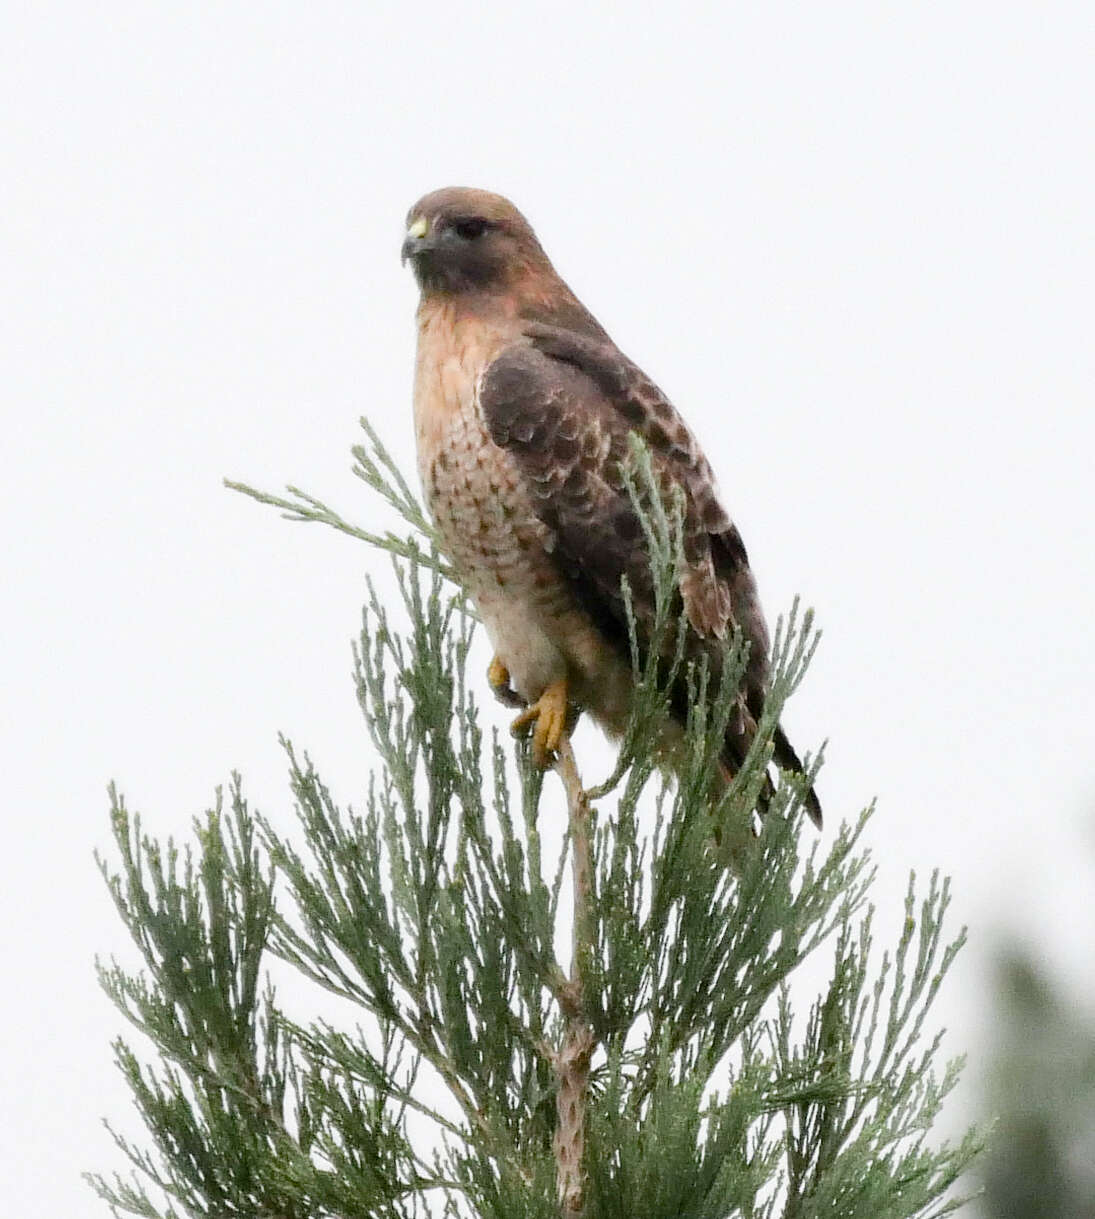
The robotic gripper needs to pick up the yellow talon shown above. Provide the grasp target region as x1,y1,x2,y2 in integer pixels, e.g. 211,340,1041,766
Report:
510,678,570,767
487,654,510,691
487,655,523,708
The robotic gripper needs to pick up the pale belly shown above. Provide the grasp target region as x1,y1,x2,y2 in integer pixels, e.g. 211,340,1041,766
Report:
419,402,632,727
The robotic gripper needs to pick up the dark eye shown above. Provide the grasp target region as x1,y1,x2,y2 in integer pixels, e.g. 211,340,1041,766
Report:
452,217,489,241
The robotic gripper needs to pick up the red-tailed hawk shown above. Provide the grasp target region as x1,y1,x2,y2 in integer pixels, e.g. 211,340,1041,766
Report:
402,187,821,826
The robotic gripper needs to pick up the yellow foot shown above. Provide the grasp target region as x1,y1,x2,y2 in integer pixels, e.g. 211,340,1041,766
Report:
487,655,524,708
510,678,570,768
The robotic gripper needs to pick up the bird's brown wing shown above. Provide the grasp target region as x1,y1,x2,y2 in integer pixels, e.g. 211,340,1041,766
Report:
480,324,822,825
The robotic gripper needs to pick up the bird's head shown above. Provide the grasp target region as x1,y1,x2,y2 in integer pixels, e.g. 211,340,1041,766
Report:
401,187,551,296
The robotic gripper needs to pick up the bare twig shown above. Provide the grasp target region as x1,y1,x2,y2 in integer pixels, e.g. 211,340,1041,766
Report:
552,738,596,1217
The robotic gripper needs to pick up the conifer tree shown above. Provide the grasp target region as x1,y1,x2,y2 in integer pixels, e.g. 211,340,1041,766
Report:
89,421,983,1218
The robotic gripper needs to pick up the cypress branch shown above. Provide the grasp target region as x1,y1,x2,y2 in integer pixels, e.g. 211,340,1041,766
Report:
90,419,985,1218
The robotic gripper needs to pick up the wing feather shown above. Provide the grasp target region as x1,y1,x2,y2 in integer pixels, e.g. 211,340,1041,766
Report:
480,325,821,825
482,326,764,656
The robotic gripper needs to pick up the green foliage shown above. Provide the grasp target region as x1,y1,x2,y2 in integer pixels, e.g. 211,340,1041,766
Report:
91,421,983,1217
980,948,1095,1219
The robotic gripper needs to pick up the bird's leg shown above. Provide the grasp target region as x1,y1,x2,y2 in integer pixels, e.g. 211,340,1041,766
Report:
487,654,524,708
510,677,570,768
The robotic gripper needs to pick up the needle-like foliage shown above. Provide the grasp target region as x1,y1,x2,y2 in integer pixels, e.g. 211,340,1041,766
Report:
91,421,983,1218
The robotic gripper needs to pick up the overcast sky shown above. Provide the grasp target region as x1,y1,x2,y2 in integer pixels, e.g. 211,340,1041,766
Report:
3,3,1093,1213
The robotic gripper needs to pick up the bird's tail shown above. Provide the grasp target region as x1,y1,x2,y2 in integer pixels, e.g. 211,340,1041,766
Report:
771,724,823,827
717,720,822,828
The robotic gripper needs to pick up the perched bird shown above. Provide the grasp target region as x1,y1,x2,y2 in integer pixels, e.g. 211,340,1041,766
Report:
402,187,820,826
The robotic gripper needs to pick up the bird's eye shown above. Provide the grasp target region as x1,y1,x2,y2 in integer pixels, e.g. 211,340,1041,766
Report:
452,217,489,241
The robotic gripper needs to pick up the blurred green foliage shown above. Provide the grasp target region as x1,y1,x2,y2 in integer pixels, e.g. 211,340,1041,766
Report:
982,948,1095,1219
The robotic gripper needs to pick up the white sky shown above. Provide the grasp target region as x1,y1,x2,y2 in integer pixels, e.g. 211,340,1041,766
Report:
2,3,1093,1213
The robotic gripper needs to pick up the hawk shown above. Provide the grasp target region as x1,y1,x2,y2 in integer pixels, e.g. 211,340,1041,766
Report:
402,187,821,826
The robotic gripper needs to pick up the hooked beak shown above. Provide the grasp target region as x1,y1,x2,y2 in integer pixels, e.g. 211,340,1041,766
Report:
401,214,431,265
